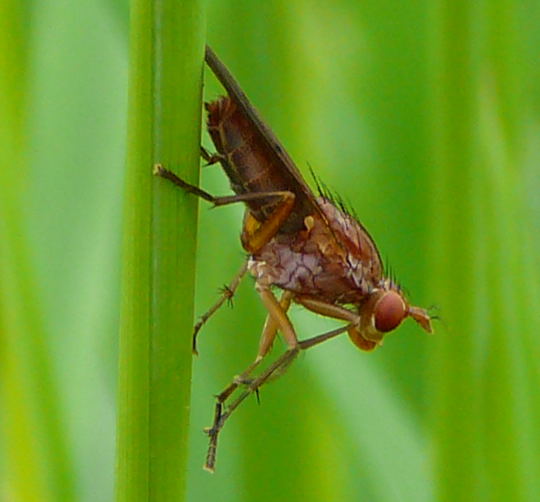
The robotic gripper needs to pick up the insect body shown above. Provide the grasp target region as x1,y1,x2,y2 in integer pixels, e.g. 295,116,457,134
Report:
155,46,432,471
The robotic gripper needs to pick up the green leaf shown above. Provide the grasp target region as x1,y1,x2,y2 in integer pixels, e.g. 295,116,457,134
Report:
115,1,204,500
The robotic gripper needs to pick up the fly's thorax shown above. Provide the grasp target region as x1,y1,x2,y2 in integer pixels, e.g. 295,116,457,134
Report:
247,209,379,303
316,197,382,285
247,233,325,294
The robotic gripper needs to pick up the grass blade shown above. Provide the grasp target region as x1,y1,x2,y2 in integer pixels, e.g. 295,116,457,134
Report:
115,1,204,500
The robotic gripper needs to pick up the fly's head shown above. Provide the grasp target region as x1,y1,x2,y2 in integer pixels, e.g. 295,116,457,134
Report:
348,280,433,351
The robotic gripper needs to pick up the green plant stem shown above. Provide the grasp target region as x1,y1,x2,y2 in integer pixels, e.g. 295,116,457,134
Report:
115,1,204,500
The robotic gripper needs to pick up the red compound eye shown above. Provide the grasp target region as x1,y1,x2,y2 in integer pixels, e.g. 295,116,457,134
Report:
373,290,406,333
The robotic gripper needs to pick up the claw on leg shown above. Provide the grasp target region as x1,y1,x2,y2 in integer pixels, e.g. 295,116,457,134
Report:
202,319,352,472
204,347,300,472
192,262,248,354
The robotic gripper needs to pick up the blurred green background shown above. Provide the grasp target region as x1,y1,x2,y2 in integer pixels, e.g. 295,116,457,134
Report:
2,0,540,501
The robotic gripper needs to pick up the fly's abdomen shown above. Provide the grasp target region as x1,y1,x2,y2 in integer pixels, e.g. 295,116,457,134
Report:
206,97,313,233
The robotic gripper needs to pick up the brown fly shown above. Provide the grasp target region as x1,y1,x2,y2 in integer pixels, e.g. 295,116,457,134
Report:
154,46,433,472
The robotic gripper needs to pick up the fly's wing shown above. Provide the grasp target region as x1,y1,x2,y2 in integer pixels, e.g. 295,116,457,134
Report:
205,46,322,217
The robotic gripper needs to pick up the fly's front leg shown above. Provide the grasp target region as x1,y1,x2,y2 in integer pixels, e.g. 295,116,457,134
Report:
257,291,293,357
204,347,300,472
295,296,377,351
204,289,295,472
213,289,294,398
204,318,353,473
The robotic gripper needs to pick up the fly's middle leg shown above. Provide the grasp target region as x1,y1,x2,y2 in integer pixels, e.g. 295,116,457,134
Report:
192,262,249,355
154,164,296,353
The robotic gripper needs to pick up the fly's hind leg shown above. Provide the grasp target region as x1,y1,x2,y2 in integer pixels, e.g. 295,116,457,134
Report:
154,164,215,202
154,163,295,214
154,163,296,251
200,146,225,166
155,164,296,353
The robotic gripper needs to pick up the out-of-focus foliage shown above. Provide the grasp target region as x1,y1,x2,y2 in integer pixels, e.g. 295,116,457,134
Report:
1,1,540,501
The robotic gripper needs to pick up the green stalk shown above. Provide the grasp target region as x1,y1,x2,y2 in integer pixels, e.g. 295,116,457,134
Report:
0,1,76,500
115,1,204,500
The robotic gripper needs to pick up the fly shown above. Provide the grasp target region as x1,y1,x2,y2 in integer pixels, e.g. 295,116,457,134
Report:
154,45,433,472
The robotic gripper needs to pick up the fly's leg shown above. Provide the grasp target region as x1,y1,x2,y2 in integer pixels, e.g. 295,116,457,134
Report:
204,289,294,472
155,164,296,348
209,290,294,401
239,200,295,254
256,287,298,348
153,164,215,202
294,296,360,323
296,296,377,351
154,164,296,254
204,348,300,473
192,262,249,355
154,164,294,214
204,320,352,472
200,146,225,166
257,291,293,357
